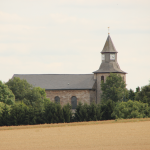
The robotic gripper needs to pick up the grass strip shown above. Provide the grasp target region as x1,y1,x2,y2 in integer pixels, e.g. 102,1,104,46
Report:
0,118,150,131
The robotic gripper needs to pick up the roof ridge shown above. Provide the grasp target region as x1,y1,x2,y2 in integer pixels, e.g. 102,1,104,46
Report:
13,74,94,75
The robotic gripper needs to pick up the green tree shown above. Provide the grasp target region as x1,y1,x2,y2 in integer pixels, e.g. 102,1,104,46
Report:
74,102,101,122
0,81,15,105
136,86,140,93
128,89,135,101
44,101,64,124
88,102,100,121
101,73,126,102
135,84,150,106
0,103,10,126
111,100,150,119
6,77,50,109
100,99,115,120
63,103,72,123
10,102,29,125
74,102,89,122
6,77,32,102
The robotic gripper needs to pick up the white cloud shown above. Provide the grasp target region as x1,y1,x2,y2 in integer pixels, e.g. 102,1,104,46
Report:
49,13,78,24
58,0,150,5
0,0,150,90
0,11,23,23
0,43,31,55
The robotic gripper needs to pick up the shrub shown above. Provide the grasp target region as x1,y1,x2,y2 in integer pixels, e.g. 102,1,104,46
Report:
63,103,72,123
111,100,150,119
0,81,15,105
10,102,29,125
0,103,10,126
44,101,64,123
100,100,116,120
135,84,150,106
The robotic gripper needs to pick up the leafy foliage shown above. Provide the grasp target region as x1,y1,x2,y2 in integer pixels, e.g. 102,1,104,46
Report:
0,103,10,126
6,77,32,102
74,101,114,122
128,89,135,101
111,100,150,119
44,101,65,123
101,73,126,102
10,102,30,125
6,77,50,109
135,84,150,106
100,100,115,120
63,103,72,123
0,81,15,105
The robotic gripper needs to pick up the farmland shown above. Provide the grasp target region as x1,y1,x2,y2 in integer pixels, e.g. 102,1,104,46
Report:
0,118,150,150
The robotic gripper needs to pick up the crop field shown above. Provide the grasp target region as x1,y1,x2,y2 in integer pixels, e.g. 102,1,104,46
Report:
0,118,150,150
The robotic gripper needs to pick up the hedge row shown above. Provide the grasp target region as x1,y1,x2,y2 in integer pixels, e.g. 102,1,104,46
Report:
0,100,150,126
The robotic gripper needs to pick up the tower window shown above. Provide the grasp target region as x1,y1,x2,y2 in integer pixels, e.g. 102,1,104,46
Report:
101,76,104,82
71,96,77,109
54,96,60,103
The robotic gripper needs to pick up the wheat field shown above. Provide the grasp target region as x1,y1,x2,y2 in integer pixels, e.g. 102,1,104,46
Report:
0,119,150,150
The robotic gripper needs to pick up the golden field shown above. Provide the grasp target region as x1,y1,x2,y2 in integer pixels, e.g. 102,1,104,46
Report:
0,118,150,150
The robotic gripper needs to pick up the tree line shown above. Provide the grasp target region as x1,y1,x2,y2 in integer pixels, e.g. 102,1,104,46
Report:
0,74,150,126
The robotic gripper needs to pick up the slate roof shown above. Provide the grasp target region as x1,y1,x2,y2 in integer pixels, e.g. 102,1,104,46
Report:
101,35,118,53
93,62,126,74
93,34,126,74
13,74,96,90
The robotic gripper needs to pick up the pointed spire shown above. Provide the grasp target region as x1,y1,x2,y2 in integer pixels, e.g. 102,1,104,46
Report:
93,34,126,74
101,35,118,53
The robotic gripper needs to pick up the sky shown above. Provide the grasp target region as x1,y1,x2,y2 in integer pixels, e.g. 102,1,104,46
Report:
0,0,150,91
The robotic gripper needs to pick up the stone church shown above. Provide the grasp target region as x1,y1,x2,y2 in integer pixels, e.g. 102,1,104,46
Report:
13,34,126,108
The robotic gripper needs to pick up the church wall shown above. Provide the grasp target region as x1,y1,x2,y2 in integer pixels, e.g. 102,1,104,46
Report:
96,73,110,103
45,89,92,106
90,90,96,103
120,73,126,84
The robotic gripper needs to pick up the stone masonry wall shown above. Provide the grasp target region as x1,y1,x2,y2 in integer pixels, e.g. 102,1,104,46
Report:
46,89,93,106
90,90,96,103
96,73,110,104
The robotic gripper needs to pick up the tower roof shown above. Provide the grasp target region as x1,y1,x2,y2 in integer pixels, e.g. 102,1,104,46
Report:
93,34,126,74
93,62,126,74
101,35,118,53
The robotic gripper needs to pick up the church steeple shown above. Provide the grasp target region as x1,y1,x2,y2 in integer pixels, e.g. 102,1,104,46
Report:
93,34,126,74
93,34,127,104
101,35,118,53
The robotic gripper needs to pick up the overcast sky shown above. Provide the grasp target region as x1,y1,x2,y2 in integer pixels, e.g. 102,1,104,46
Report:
0,0,150,91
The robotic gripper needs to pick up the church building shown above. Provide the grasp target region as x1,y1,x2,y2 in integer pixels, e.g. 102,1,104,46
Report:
13,34,126,108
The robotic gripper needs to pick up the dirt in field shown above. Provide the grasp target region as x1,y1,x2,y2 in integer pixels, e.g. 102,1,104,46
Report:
0,120,150,150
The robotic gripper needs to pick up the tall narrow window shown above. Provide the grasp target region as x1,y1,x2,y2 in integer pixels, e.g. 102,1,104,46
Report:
55,96,60,103
101,76,104,82
71,96,77,109
123,76,124,81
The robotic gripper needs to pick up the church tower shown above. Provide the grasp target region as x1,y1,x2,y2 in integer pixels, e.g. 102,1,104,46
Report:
93,34,126,103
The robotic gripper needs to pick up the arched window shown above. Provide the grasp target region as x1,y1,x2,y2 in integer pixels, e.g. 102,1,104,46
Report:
54,96,60,103
71,96,77,109
101,76,104,82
